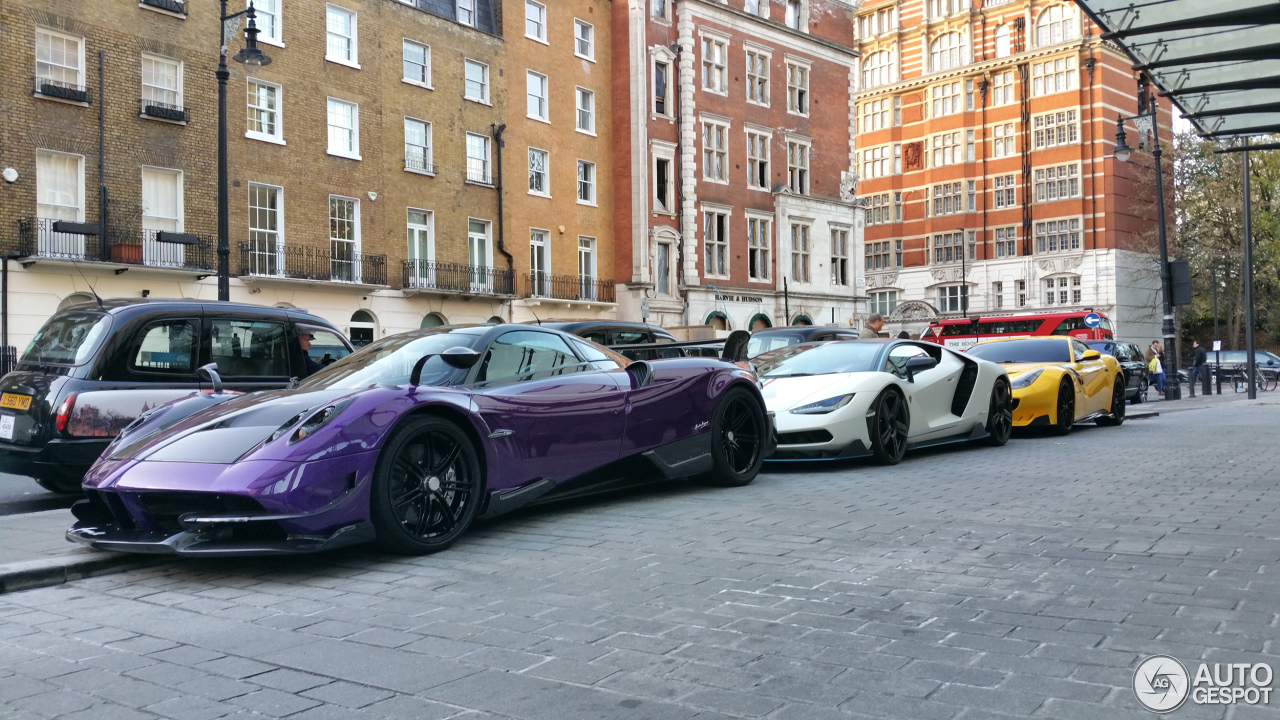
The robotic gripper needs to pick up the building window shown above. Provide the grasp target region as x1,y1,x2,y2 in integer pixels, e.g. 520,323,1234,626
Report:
994,24,1011,58
893,96,901,125
577,160,595,204
936,285,968,313
1072,276,1082,304
36,28,84,94
404,118,432,173
653,60,670,115
929,0,962,18
468,220,490,275
931,183,963,216
1016,280,1026,307
1035,218,1081,253
746,0,762,16
994,226,1017,257
790,224,810,282
859,7,898,38
464,59,489,102
403,39,430,86
702,121,728,181
992,70,1015,104
576,87,595,133
862,51,894,89
142,167,182,233
746,50,769,105
787,63,809,114
1033,110,1079,149
831,227,849,286
931,81,962,117
967,180,976,211
1044,277,1074,306
653,0,668,21
931,230,970,263
702,35,727,93
529,229,548,295
785,0,802,29
865,193,891,226
894,192,903,221
574,19,594,59
246,80,281,142
992,281,1004,309
654,155,673,212
866,240,890,269
748,216,770,281
456,0,474,26
578,237,597,297
526,1,546,42
1034,164,1080,201
329,195,360,282
787,140,809,194
326,98,359,158
862,145,891,179
704,210,728,277
869,291,899,316
931,132,962,167
466,132,491,184
993,175,1016,209
1032,57,1078,96
528,148,549,196
408,210,434,270
1036,5,1078,47
141,55,182,111
656,242,671,295
993,123,1015,157
36,150,84,221
527,71,548,121
325,5,357,66
862,99,890,133
929,32,966,73
966,131,975,162
747,130,770,189
255,0,281,45
247,183,281,275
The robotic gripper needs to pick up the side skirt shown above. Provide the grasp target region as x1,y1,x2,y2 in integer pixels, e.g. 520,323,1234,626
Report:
905,423,987,452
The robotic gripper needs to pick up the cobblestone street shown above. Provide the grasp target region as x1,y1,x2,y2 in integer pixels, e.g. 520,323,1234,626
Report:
2,402,1278,720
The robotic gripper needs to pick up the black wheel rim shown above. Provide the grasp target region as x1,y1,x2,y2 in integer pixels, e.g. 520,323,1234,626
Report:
991,381,1012,439
877,393,908,458
389,428,472,540
721,395,763,474
1058,384,1073,428
1112,378,1126,418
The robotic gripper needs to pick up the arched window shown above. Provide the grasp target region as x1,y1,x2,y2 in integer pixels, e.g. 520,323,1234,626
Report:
929,33,967,73
1036,5,1077,47
994,24,1011,58
862,51,895,89
705,311,729,331
749,314,772,332
420,312,446,328
350,310,377,347
791,314,812,326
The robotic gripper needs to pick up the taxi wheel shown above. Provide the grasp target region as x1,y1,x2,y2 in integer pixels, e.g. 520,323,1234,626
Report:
1050,380,1075,436
1097,376,1127,426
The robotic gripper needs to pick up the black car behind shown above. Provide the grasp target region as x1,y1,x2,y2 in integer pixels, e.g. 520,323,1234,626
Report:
1085,340,1147,403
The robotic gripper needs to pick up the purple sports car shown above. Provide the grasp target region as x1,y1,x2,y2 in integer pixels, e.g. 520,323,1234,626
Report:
67,325,772,556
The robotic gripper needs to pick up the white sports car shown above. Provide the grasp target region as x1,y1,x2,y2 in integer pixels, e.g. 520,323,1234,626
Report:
758,339,1013,464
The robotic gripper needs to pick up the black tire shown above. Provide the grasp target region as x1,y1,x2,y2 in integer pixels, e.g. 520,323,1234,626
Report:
701,387,766,487
1051,380,1075,436
983,378,1013,447
34,473,83,495
867,388,909,465
1096,375,1127,426
370,415,482,555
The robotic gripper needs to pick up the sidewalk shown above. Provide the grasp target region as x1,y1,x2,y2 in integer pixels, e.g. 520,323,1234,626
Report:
0,508,162,593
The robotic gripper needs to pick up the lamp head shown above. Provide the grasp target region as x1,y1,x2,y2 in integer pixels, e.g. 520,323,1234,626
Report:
1113,115,1132,163
233,3,272,75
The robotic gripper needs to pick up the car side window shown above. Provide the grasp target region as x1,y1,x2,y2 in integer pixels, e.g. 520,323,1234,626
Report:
299,326,351,367
571,338,621,371
209,319,290,378
1071,340,1092,361
131,319,198,374
612,330,648,345
885,344,927,378
475,331,584,386
580,330,609,345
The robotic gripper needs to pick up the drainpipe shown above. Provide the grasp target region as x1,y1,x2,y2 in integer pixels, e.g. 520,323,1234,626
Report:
671,41,689,324
490,123,514,278
98,51,109,260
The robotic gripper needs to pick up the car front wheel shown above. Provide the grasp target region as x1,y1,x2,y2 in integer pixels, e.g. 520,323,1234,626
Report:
983,379,1013,447
1051,380,1075,436
867,388,909,465
1097,376,1127,426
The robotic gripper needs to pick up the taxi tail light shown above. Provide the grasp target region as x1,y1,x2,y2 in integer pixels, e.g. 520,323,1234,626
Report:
55,393,77,434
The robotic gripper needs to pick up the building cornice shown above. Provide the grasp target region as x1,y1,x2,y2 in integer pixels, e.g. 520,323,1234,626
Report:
688,0,860,64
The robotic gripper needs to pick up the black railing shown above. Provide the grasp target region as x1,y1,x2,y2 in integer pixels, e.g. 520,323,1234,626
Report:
239,243,387,286
141,0,186,13
405,156,437,174
522,273,615,303
33,76,90,104
14,218,215,271
465,168,493,185
140,99,187,122
402,261,515,295
0,346,17,377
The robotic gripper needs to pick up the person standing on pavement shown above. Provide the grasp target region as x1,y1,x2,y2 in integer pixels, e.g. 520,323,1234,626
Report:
1147,342,1165,397
863,314,887,338
1190,340,1208,397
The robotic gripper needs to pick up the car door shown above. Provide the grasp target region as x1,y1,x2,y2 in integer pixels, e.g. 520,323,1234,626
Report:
1072,339,1110,413
469,330,626,488
883,343,965,441
205,316,294,393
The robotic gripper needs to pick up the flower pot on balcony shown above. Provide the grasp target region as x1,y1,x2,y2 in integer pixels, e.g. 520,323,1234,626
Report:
110,244,143,264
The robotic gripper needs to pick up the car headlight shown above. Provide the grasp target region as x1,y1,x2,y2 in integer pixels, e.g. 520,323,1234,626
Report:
1010,369,1044,390
790,394,855,414
290,398,354,443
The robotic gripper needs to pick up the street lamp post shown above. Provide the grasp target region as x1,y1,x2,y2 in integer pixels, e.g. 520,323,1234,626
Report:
955,227,968,315
217,1,271,302
1113,98,1180,400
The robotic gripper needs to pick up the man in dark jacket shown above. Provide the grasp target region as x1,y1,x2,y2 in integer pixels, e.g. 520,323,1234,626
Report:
299,333,324,377
1190,340,1208,397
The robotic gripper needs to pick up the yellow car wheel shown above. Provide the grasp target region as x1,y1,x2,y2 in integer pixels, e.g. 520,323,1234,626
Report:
1097,375,1127,427
1051,380,1074,436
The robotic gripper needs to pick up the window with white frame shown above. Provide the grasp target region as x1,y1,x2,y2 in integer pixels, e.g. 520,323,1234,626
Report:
831,227,849,286
862,145,891,179
653,0,668,21
787,62,809,114
862,51,895,89
1032,57,1077,96
653,59,671,116
529,229,548,294
653,143,675,212
992,70,1015,104
929,0,962,18
527,71,548,121
930,81,962,117
787,139,809,194
870,290,899,316
1072,275,1082,304
526,1,546,41
936,285,968,313
457,0,475,26
745,0,762,16
247,183,281,274
993,174,1016,209
574,19,594,59
1043,276,1073,305
993,122,1015,157
894,144,902,173
893,96,901,125
35,28,83,90
1017,279,1027,307
747,215,770,281
36,150,84,221
576,87,595,133
966,131,975,162
967,180,976,211
1035,5,1078,47
1035,218,1081,253
1034,164,1079,201
966,79,976,111
866,240,891,269
701,35,727,93
141,55,181,110
929,32,966,73
746,49,769,105
325,5,357,65
992,281,1004,309
577,160,595,204
994,24,1010,57
931,182,964,216
407,210,434,270
862,98,890,133
894,192,903,220
859,7,898,38
994,226,1017,257
1033,110,1078,149
142,167,182,233
403,40,430,86
326,98,359,158
656,241,672,294
464,59,489,102
466,132,491,184
790,223,810,282
785,0,802,29
255,0,281,45
931,131,962,167
329,195,359,282
702,120,727,181
528,148,549,195
704,209,728,276
747,130,770,189
578,237,597,295
246,79,282,142
404,117,432,172
865,193,892,225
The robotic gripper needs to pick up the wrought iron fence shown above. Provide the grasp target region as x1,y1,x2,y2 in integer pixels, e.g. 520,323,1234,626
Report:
465,168,493,185
405,156,437,174
522,273,615,303
140,99,187,122
0,346,17,377
140,0,186,13
15,219,215,271
33,76,90,104
239,243,387,286
402,261,515,295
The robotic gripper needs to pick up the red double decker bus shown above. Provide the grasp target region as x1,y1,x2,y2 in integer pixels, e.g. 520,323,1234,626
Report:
920,311,1115,350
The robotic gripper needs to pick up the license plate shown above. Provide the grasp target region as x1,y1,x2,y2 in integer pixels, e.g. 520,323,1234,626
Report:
0,393,31,411
0,415,13,441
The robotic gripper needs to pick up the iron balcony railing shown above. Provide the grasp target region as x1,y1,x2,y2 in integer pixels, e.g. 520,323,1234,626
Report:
465,167,493,185
140,99,187,122
140,0,186,13
405,156,437,175
238,242,388,286
15,218,215,271
33,76,90,104
402,261,515,295
522,273,616,303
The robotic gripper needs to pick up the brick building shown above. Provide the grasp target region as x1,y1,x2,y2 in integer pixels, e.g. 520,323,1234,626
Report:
852,0,1167,341
612,0,864,332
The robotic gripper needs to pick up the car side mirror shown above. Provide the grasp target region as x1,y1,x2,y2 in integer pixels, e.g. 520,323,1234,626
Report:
409,347,481,385
1081,350,1102,361
625,360,655,389
198,363,224,394
904,355,937,383
722,330,750,363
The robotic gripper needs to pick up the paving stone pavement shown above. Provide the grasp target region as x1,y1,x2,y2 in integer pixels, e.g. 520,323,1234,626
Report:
2,402,1278,720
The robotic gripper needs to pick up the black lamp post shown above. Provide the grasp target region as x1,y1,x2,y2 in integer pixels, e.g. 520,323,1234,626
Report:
217,1,271,302
955,226,968,315
1114,99,1179,400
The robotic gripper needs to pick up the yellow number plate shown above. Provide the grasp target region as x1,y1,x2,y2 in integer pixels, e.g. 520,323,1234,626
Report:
0,393,32,411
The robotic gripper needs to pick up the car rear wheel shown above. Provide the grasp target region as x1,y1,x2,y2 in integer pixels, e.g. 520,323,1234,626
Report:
1097,376,1127,426
983,379,1013,447
867,388,909,465
701,387,765,487
370,415,482,555
1051,380,1075,436
34,473,83,495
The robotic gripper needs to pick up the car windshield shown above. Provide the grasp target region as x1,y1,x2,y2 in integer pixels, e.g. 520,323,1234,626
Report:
967,339,1072,364
754,342,882,378
23,312,112,366
748,332,807,358
300,328,488,390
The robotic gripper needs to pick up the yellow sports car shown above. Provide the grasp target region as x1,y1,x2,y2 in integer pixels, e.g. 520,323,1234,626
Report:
965,337,1126,434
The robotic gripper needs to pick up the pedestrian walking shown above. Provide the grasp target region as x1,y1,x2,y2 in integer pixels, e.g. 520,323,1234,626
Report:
1147,342,1166,398
1190,340,1208,397
863,314,887,338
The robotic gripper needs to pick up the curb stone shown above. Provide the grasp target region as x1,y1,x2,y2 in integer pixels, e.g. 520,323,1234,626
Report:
0,551,166,594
